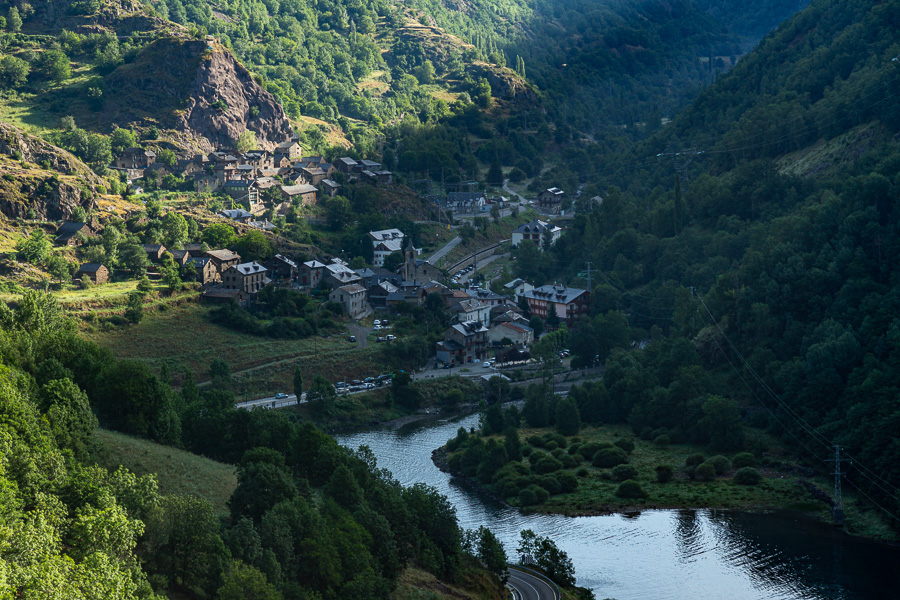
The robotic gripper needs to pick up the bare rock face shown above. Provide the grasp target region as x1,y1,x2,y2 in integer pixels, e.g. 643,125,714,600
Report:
0,123,100,181
0,124,99,221
179,45,293,152
104,38,293,153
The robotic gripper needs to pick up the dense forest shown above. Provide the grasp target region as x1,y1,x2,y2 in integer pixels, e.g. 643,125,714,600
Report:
502,0,900,528
0,292,511,599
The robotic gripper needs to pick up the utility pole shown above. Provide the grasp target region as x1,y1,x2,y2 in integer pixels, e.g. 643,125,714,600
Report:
828,445,851,526
584,261,594,292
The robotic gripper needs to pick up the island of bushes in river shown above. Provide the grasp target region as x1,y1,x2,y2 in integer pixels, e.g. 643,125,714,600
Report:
435,396,830,517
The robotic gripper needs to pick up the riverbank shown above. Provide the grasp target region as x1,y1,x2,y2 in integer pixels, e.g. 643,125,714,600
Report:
435,421,842,520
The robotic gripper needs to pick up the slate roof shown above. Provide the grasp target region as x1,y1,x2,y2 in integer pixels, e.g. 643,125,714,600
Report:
77,263,105,273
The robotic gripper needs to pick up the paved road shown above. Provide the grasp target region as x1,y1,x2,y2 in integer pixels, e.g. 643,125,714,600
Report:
235,393,305,410
347,322,370,348
502,178,529,203
507,567,558,600
456,252,505,284
413,361,498,381
429,235,461,264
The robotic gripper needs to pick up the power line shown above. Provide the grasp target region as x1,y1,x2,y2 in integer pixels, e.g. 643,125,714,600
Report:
695,294,833,451
844,475,900,523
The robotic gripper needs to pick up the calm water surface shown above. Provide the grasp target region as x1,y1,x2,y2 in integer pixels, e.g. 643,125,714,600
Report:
336,413,900,600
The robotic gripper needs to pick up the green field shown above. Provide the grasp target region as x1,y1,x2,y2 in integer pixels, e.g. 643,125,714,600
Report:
94,428,238,515
83,301,383,400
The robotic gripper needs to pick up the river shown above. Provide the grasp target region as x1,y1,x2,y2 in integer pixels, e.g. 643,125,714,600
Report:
336,413,900,600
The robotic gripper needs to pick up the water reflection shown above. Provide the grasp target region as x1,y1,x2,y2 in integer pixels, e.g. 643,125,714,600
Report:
337,414,900,599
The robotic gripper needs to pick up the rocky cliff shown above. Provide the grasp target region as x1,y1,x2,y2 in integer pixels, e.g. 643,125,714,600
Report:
0,124,99,221
104,38,293,153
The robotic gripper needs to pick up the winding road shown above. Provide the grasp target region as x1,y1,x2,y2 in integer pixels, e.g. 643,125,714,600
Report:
507,567,559,600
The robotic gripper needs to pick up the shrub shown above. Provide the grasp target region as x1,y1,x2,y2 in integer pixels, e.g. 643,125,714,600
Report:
655,465,674,483
568,442,583,455
530,484,550,504
538,475,561,494
558,472,578,493
615,479,647,499
614,438,635,453
694,462,717,481
551,448,566,459
576,467,589,477
710,455,731,475
580,441,612,458
611,464,638,482
685,453,706,467
521,445,532,457
592,447,628,468
527,435,544,447
559,454,577,468
533,457,563,475
545,440,559,451
543,433,567,448
732,452,757,469
653,434,671,447
519,487,538,506
733,467,762,485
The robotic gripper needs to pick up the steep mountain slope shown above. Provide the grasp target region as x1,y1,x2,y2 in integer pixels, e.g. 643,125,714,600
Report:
0,123,100,220
523,0,900,532
104,37,293,152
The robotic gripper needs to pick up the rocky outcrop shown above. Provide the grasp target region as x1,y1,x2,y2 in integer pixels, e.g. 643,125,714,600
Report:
469,62,537,103
0,123,100,181
104,38,293,153
0,176,93,222
0,124,98,221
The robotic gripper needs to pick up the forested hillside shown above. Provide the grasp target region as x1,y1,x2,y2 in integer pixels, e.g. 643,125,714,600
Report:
0,292,510,599
507,0,900,532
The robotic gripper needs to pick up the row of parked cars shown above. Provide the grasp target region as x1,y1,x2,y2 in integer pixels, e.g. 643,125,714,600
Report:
334,374,392,394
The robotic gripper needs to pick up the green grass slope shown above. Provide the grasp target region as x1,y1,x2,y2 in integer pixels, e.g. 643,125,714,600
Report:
94,428,237,514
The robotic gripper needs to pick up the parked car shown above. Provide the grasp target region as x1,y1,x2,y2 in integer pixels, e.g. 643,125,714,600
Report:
335,382,347,389
376,336,385,343
483,361,491,368
374,324,382,330
364,382,376,389
385,334,396,341
275,393,288,399
349,335,356,342
351,379,361,386
373,320,381,326
364,377,375,384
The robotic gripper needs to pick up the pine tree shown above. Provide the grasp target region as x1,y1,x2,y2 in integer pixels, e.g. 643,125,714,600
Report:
555,397,581,436
673,173,683,234
487,153,503,186
293,365,303,399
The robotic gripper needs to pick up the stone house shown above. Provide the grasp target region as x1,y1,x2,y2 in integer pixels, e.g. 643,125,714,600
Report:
329,283,368,318
300,260,327,288
223,180,259,206
335,157,358,173
274,141,302,164
280,183,317,207
222,261,271,294
187,256,218,284
114,147,156,170
205,249,242,274
265,254,298,283
55,221,95,246
77,263,109,285
142,244,167,262
320,179,341,198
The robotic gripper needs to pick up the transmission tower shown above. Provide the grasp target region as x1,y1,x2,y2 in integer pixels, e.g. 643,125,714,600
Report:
828,445,851,526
